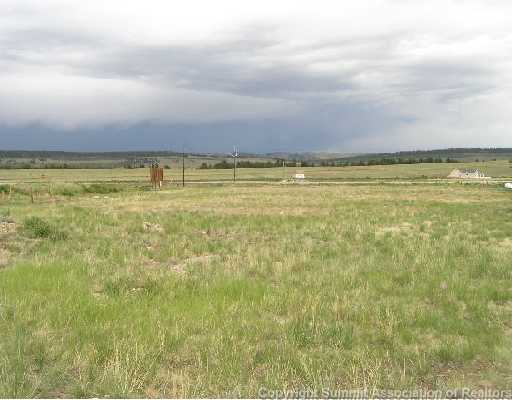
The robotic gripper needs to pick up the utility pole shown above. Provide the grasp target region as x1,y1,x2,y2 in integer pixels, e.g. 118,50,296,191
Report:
231,146,239,183
182,150,185,187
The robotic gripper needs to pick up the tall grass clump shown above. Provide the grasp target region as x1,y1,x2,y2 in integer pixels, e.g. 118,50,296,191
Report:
53,185,83,197
0,184,11,193
82,183,121,194
23,216,68,240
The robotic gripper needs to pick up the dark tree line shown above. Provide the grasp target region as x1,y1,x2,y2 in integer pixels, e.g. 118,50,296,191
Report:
200,157,460,169
200,160,282,169
0,161,125,169
332,157,460,167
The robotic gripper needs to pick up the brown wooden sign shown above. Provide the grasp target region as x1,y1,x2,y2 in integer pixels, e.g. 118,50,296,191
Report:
150,167,164,189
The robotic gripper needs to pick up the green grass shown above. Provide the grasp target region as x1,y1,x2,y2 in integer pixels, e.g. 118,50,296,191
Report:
0,160,510,185
1,181,512,397
22,217,68,240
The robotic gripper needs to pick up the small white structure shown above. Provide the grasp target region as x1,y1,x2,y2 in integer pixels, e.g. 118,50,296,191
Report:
505,183,512,190
293,171,306,184
448,168,488,179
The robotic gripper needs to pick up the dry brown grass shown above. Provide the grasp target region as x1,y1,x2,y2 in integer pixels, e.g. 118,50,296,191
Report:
1,180,512,396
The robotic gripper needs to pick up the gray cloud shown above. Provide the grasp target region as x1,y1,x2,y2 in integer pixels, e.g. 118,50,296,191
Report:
1,0,511,152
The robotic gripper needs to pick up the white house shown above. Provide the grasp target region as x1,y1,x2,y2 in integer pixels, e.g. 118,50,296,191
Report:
448,168,488,179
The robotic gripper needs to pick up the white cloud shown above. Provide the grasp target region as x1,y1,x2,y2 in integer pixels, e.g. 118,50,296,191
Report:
1,0,512,151
0,71,299,128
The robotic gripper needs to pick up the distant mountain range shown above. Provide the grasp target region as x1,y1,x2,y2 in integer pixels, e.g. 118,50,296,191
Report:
326,148,512,163
263,152,360,161
0,148,511,163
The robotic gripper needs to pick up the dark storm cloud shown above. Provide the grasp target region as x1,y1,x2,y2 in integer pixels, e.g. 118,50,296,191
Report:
0,100,409,153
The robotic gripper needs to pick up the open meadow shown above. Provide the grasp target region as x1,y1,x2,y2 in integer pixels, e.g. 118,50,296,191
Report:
0,159,511,184
1,165,512,397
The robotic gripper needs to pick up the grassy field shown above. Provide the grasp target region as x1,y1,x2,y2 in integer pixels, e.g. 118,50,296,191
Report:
1,173,512,396
0,155,275,170
0,160,511,185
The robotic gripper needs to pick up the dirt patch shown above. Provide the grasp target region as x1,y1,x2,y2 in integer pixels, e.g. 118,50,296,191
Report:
0,221,17,234
169,254,220,274
488,300,512,314
0,248,10,269
91,283,105,298
143,221,164,233
144,254,220,274
497,238,512,249
198,228,237,240
184,254,219,265
376,222,414,237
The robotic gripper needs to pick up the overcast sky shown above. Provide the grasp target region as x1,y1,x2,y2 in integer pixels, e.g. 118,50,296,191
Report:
1,0,511,153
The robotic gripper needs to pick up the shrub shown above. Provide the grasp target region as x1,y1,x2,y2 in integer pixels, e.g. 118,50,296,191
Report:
54,186,81,197
23,216,67,240
82,183,120,194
